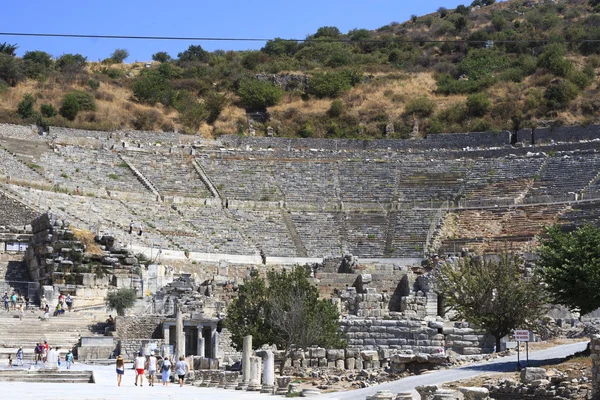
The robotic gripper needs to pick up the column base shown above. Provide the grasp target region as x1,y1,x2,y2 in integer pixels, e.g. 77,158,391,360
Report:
260,384,274,394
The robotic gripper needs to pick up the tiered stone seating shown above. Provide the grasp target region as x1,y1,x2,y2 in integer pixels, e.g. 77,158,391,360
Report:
38,147,149,194
559,201,600,229
395,160,468,203
274,160,338,203
462,157,546,201
0,146,46,183
390,209,438,257
345,212,388,257
122,152,211,198
198,157,284,201
291,212,342,257
225,209,297,257
338,162,395,203
527,155,600,200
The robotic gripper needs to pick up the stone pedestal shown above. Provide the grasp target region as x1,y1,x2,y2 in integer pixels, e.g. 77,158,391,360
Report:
367,391,395,400
276,376,292,395
289,382,301,395
199,370,211,387
260,350,275,393
236,335,252,390
224,371,239,389
396,392,415,400
301,388,321,397
247,356,262,391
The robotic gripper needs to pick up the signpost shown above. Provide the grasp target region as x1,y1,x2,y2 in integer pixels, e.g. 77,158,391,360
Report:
514,330,530,370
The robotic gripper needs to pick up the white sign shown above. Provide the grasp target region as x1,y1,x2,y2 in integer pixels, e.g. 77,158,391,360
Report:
514,330,530,342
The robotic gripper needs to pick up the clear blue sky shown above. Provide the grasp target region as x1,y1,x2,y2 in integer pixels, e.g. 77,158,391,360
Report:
4,0,468,62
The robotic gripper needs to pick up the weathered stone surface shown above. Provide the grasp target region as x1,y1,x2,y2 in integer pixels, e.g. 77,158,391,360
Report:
520,367,548,384
457,387,489,400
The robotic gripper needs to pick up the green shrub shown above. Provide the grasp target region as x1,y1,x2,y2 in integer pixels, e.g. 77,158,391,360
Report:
178,45,210,63
55,53,87,73
467,92,491,117
152,51,171,63
110,48,129,63
436,73,496,95
458,49,510,81
87,78,100,90
309,71,352,98
69,91,96,111
544,80,579,109
328,99,345,117
499,67,525,83
204,92,228,124
470,118,491,132
569,70,593,90
0,54,25,86
537,44,573,77
105,288,137,316
237,79,283,110
22,50,53,79
60,94,80,121
104,68,123,79
404,97,436,117
132,70,170,105
17,94,35,119
436,103,468,125
40,103,57,118
298,121,315,138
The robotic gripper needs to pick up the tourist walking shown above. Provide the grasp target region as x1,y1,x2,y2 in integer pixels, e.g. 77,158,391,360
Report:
134,351,145,387
138,223,143,236
8,353,12,367
115,355,124,386
160,356,171,386
175,355,189,387
42,341,48,363
18,304,24,320
65,349,74,369
16,347,23,366
24,296,29,310
129,220,134,234
34,343,42,364
3,292,9,312
147,351,158,387
65,294,72,311
10,292,16,310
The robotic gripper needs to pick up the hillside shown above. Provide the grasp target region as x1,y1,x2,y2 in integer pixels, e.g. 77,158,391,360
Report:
1,0,600,138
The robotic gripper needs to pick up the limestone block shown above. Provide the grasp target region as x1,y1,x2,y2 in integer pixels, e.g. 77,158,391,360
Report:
326,349,345,361
335,359,345,369
367,390,395,400
457,387,489,400
345,357,356,370
309,347,326,359
520,367,548,384
461,348,482,355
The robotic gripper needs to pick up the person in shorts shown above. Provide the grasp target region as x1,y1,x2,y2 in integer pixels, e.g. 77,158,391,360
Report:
147,351,158,387
115,355,124,386
134,352,146,387
175,355,189,387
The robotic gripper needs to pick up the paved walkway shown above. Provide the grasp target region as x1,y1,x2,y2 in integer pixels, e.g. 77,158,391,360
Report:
0,341,588,400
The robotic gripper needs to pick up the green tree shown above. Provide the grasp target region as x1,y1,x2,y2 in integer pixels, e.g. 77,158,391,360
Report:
23,50,53,79
313,26,342,39
177,45,210,63
17,94,35,119
203,92,228,124
466,92,491,117
105,288,138,316
537,43,573,77
0,54,24,86
60,94,80,121
56,53,87,73
40,103,57,118
110,48,129,63
537,224,600,314
0,42,18,56
435,253,548,351
237,79,283,110
152,51,172,63
132,70,170,105
309,71,352,98
225,267,345,372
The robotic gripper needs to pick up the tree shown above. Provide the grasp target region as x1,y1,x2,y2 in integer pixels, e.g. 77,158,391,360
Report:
40,104,57,118
110,48,129,63
466,92,491,117
313,26,342,39
537,224,600,314
0,42,18,56
152,51,172,63
237,79,283,110
435,253,548,350
0,54,24,86
60,94,80,121
17,94,35,119
308,71,353,98
23,50,54,79
225,267,345,372
177,45,210,63
56,53,87,72
105,288,138,316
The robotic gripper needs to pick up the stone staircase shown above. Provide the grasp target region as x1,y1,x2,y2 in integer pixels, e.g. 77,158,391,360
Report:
0,309,105,361
0,369,94,383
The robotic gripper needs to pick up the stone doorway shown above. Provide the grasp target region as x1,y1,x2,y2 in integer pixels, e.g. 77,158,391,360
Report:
202,326,213,358
184,326,198,356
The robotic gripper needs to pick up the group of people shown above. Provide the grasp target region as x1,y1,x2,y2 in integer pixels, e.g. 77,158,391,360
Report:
3,291,30,312
116,352,189,388
129,221,143,236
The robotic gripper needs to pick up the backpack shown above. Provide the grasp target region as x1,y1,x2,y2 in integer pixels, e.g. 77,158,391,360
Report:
162,362,170,372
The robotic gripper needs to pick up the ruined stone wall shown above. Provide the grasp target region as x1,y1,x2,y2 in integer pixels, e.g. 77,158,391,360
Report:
0,123,43,140
218,328,242,362
592,334,600,398
118,338,166,359
115,315,163,340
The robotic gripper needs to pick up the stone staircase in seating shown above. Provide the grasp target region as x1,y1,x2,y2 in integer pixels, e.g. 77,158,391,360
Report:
0,308,105,361
0,369,94,383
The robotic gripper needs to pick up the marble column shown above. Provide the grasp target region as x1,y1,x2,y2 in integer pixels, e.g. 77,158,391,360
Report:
175,305,184,359
260,350,275,393
236,335,252,390
247,356,262,391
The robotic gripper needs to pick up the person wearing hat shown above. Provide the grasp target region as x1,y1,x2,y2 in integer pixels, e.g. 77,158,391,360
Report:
134,351,146,387
147,351,158,387
115,355,125,386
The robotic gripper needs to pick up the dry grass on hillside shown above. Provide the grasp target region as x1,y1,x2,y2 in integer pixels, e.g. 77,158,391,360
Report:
70,227,102,255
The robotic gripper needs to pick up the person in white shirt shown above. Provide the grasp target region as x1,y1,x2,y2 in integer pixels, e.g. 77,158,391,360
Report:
134,352,146,387
147,351,158,387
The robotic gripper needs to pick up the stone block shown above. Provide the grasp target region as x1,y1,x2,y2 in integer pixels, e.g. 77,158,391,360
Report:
457,387,489,400
309,347,326,359
520,367,548,384
361,350,379,361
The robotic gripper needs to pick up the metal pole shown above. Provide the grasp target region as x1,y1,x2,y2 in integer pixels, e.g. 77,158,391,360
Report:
517,343,520,371
526,341,529,367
